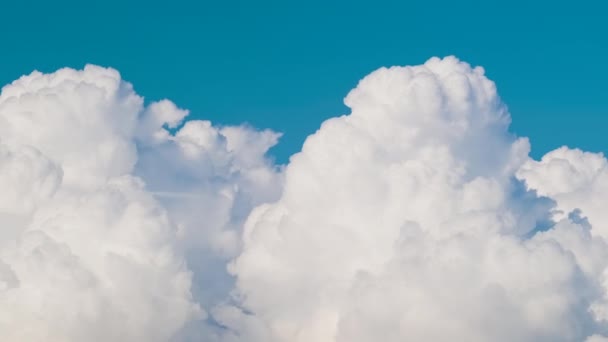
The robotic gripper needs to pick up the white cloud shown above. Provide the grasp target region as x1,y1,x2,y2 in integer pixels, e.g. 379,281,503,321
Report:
1,57,608,342
224,57,608,341
0,65,281,341
518,147,608,236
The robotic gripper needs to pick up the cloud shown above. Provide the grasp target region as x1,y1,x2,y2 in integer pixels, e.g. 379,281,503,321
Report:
518,147,608,236
0,65,281,341
1,57,608,342
224,57,608,341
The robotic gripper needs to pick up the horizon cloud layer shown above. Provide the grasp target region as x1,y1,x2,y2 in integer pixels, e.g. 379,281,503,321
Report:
1,57,608,341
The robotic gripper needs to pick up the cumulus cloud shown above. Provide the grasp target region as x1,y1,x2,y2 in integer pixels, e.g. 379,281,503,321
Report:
518,147,608,236
1,57,608,342
0,65,281,341
224,57,608,341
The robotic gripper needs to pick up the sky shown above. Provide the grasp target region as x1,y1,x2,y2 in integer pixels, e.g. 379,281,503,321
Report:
3,2,608,342
1,0,606,163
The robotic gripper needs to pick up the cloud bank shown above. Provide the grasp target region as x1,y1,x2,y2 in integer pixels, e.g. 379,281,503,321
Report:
1,57,608,341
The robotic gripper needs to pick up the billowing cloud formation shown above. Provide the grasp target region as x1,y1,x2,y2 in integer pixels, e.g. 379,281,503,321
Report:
223,57,608,342
0,66,281,341
1,57,608,342
518,147,608,236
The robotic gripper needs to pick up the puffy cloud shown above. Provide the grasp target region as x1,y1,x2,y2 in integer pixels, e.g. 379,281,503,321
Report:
2,56,608,342
224,57,608,341
0,65,281,341
518,147,608,236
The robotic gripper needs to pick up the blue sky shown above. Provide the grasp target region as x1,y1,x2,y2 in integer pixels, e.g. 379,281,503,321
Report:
4,2,608,340
2,0,606,163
